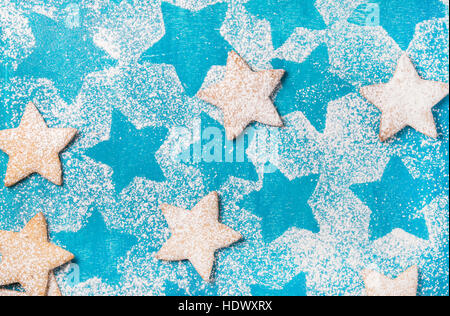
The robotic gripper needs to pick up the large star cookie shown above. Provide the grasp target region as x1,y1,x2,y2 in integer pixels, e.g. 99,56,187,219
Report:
0,102,77,186
198,51,285,140
0,213,74,296
156,192,242,282
361,266,418,296
361,54,449,141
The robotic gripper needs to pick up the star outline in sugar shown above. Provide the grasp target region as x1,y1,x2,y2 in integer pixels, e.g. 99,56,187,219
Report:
139,2,230,96
0,102,77,187
156,192,242,282
198,51,285,140
361,53,449,142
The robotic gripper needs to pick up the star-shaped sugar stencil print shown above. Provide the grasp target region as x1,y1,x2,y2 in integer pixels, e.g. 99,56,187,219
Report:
361,266,419,296
85,111,168,193
349,0,447,50
0,213,74,296
361,53,449,141
0,102,77,187
198,51,284,140
0,4,35,73
272,44,355,132
245,0,326,49
350,157,430,241
239,170,319,242
156,192,242,282
251,272,307,296
180,112,259,193
139,2,231,96
55,211,137,283
14,13,115,103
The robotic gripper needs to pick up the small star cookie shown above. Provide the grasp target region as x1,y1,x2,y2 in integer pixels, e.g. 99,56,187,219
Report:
156,192,242,282
197,51,285,140
0,102,77,186
361,266,418,296
0,213,74,296
361,53,449,141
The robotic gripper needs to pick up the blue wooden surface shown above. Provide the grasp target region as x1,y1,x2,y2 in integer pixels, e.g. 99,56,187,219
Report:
0,0,449,296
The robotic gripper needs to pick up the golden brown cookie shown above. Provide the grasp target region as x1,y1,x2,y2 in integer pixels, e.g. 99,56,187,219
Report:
0,213,74,296
0,102,77,186
197,51,285,140
156,192,242,282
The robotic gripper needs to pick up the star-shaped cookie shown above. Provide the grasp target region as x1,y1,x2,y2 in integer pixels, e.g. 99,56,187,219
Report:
15,13,115,102
361,53,449,141
0,213,74,296
361,266,418,296
197,51,285,140
0,273,61,297
0,102,77,186
156,192,242,282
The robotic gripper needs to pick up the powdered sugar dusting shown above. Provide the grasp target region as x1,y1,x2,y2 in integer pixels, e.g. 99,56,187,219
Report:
0,0,448,296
